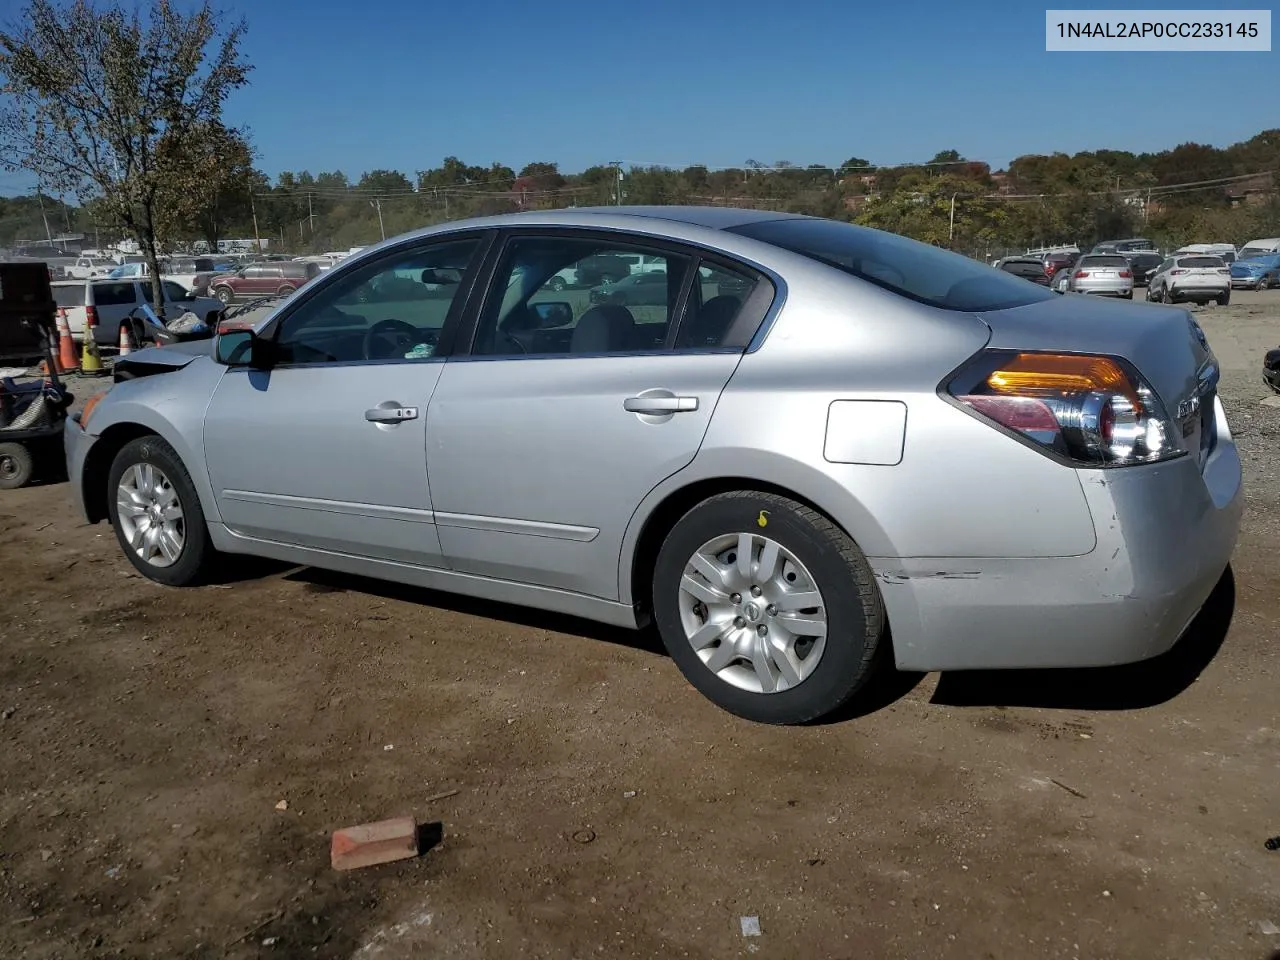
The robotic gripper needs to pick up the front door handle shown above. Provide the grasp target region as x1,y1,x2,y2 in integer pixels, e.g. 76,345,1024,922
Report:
365,404,419,423
624,395,698,414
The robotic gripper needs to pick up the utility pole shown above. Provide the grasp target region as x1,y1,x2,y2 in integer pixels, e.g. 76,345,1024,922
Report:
609,161,623,205
34,182,53,244
307,192,315,235
250,193,263,253
372,197,385,240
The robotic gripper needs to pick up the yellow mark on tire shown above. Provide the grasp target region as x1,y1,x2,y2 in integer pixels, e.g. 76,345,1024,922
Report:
756,510,769,528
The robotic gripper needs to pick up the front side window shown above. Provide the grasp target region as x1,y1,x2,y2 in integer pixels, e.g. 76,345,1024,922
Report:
472,238,693,357
271,237,482,365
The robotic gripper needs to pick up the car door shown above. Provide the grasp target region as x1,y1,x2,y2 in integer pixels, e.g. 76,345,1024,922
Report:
201,232,491,564
425,231,774,599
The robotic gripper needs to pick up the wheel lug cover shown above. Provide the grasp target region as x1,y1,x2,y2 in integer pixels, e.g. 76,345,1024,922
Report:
734,616,745,628
756,624,768,637
766,604,777,616
750,585,763,597
730,593,741,604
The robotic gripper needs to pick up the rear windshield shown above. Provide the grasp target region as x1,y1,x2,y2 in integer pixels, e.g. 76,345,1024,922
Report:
92,281,139,306
728,218,1055,312
1078,255,1130,267
1179,257,1224,268
52,285,85,308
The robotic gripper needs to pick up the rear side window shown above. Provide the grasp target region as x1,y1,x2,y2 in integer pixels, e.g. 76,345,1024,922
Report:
728,218,1055,312
93,282,139,306
52,285,86,308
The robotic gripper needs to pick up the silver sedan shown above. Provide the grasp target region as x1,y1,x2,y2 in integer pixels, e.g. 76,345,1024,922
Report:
64,208,1241,724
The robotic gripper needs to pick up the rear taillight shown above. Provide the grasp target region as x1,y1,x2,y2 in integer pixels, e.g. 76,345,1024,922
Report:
947,350,1184,467
1119,270,1131,278
1217,268,1230,275
85,305,98,328
1074,270,1089,278
1170,269,1187,275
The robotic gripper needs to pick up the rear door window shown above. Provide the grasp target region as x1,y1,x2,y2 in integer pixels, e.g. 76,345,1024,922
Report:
93,282,141,306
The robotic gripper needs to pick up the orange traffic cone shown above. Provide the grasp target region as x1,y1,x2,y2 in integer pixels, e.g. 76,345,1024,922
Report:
117,323,132,357
56,309,79,373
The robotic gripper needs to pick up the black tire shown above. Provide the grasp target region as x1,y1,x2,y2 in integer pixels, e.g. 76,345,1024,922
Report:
1217,292,1230,307
106,435,215,586
548,276,567,292
1255,278,1267,292
214,286,233,305
651,491,885,725
0,442,34,490
277,284,296,296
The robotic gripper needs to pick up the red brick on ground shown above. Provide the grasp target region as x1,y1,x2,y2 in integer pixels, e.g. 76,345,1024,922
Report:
330,816,419,871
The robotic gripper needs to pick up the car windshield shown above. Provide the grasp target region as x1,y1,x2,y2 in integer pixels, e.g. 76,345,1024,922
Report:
1239,247,1273,260
728,217,1055,312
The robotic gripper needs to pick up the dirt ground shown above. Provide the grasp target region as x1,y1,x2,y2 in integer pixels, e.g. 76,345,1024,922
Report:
2,291,1279,960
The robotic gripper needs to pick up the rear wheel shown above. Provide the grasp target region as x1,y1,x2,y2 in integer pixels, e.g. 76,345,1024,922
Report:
107,436,215,586
0,443,34,490
1217,291,1230,307
652,491,885,725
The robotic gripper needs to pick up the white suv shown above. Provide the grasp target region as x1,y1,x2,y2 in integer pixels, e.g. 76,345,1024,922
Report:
51,278,224,348
1145,255,1231,307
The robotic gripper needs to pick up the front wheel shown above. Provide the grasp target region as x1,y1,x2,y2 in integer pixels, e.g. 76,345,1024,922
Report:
0,442,34,490
277,284,296,296
107,436,215,586
652,491,885,725
214,286,233,305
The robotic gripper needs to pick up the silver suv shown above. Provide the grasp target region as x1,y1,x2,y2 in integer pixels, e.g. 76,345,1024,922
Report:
1065,254,1134,299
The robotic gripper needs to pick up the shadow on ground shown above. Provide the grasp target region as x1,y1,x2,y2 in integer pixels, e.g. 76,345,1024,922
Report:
929,566,1236,711
281,565,668,656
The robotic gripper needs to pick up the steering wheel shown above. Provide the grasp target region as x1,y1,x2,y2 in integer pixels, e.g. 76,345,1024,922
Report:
363,318,419,360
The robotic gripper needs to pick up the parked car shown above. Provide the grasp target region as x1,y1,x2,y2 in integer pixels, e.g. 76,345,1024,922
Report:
1172,243,1236,265
1238,237,1280,260
995,256,1050,285
1067,254,1134,298
1124,252,1164,287
64,255,117,280
1145,255,1231,306
589,270,670,305
1050,267,1074,293
1091,238,1157,254
1229,253,1280,290
1264,345,1280,394
51,278,224,349
64,207,1241,725
1040,251,1080,283
209,261,321,304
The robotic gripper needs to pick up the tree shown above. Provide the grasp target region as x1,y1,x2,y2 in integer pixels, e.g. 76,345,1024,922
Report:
0,0,250,308
155,121,254,253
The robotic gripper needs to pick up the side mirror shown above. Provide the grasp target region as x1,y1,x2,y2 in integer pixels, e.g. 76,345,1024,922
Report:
215,325,273,367
532,301,573,327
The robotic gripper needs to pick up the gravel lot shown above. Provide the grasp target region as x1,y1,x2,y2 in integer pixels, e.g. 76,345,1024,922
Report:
1,291,1278,959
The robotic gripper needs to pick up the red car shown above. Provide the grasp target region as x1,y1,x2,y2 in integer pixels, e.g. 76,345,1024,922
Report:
209,261,320,304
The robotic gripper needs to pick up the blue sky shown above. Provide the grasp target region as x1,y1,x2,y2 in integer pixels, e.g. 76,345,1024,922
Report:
1,0,1276,195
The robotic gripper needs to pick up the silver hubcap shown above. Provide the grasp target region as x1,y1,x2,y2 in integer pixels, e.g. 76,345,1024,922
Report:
116,463,185,568
678,532,828,694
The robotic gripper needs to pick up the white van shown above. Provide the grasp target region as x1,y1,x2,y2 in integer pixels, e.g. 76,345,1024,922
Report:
1239,238,1280,260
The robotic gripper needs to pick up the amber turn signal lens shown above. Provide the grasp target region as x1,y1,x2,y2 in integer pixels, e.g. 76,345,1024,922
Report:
79,393,103,427
985,353,1140,411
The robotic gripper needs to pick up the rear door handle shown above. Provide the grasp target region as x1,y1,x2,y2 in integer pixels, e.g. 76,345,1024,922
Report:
365,405,419,423
624,396,698,414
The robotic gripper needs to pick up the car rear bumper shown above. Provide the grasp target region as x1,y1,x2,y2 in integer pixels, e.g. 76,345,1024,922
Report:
1074,281,1133,296
63,414,94,522
874,397,1242,671
1169,283,1229,300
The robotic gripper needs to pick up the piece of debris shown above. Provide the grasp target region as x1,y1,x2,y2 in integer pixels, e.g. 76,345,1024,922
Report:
40,850,52,862
274,799,289,812
383,744,394,751
331,816,421,871
622,790,637,799
1260,920,1280,936
571,829,596,844
1102,890,1112,898
806,857,824,867
224,909,284,948
1,707,14,720
105,865,122,879
262,936,279,947
1264,836,1280,851
1049,778,1088,799
740,916,761,937
423,788,459,804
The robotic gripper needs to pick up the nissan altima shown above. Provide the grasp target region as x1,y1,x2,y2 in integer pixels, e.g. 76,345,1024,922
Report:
65,207,1241,725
